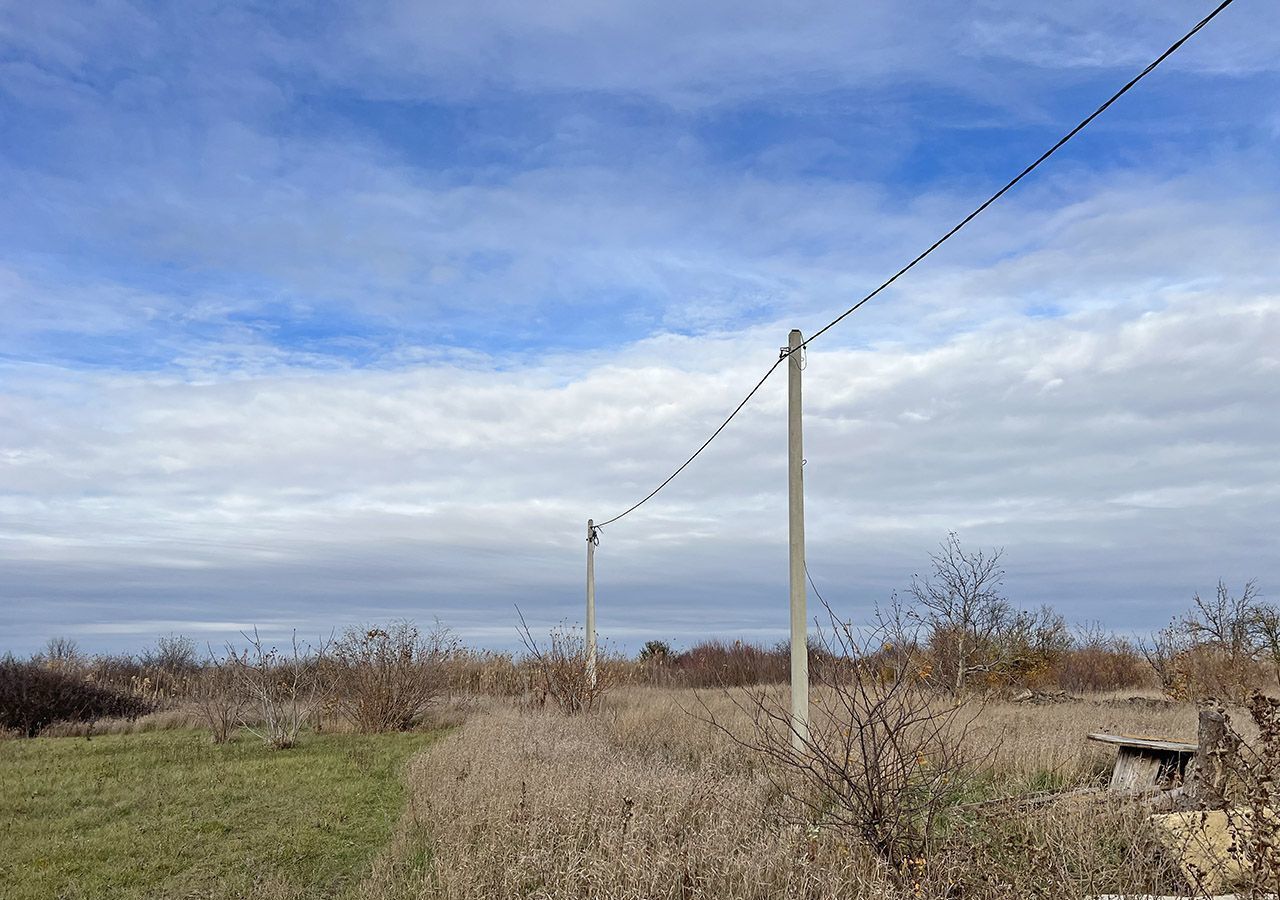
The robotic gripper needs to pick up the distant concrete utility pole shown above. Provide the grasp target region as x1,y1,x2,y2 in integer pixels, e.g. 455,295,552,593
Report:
787,329,810,749
586,518,597,687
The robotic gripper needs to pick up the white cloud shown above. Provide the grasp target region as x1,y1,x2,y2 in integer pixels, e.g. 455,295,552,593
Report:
3,288,1277,651
1,0,1277,654
335,0,1280,105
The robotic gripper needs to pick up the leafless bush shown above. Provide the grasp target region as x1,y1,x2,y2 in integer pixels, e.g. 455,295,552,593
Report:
228,629,328,749
703,604,981,878
516,610,609,714
138,634,200,675
1058,621,1154,693
40,636,84,671
328,621,456,732
80,645,198,706
0,654,153,737
668,639,792,687
1142,580,1272,703
191,650,245,743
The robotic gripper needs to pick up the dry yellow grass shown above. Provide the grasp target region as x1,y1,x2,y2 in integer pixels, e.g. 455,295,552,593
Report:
966,692,1196,786
357,686,1189,899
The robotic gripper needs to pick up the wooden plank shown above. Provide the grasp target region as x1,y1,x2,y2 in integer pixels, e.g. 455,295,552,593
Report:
1087,732,1197,753
1110,749,1165,791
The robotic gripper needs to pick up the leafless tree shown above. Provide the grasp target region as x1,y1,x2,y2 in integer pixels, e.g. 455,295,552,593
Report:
1141,580,1270,701
1140,619,1196,698
1252,604,1280,687
1186,580,1263,662
907,533,1015,695
139,634,200,674
229,629,329,749
700,602,982,878
41,636,83,671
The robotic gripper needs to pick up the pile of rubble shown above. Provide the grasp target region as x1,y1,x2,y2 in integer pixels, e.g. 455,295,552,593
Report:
1010,688,1078,704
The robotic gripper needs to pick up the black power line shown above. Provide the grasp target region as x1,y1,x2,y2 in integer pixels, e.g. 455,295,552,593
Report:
595,0,1238,529
594,353,786,528
800,0,1237,351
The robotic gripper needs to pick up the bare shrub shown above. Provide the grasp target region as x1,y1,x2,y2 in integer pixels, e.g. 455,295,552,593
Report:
516,611,609,713
991,604,1074,689
328,621,456,733
228,629,328,749
138,633,200,675
82,652,142,694
1142,580,1272,702
192,651,245,743
1058,622,1154,693
40,636,83,671
669,639,791,687
704,605,981,878
0,654,152,737
80,647,198,707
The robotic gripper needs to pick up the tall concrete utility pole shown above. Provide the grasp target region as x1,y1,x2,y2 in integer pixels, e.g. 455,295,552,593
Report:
586,519,597,687
787,329,809,749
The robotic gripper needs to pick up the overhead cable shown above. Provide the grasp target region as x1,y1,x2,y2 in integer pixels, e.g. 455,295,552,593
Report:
595,0,1237,529
800,0,1238,351
594,354,786,528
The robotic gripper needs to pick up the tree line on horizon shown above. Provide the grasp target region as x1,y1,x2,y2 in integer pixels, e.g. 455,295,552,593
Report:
1,533,1270,737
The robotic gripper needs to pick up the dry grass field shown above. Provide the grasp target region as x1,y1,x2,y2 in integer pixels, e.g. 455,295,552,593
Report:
358,687,1195,900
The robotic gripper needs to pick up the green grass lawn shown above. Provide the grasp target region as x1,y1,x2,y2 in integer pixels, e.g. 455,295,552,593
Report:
0,727,440,900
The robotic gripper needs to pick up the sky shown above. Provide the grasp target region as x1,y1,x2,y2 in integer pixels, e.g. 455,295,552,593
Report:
1,0,1278,655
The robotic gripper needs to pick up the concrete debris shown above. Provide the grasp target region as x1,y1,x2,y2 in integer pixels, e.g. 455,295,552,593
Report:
1149,808,1277,896
1011,688,1078,703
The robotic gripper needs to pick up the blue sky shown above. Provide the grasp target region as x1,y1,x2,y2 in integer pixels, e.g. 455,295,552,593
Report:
2,0,1279,654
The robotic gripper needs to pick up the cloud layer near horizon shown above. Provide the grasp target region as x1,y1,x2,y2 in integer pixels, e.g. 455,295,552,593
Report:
5,285,1277,652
